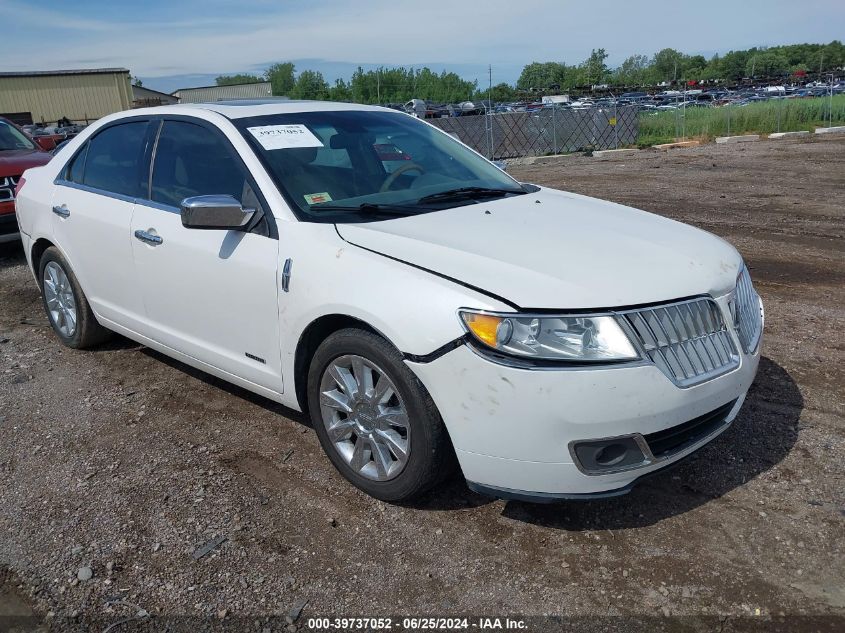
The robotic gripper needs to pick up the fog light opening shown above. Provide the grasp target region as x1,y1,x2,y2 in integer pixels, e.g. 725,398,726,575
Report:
572,436,648,475
594,443,628,466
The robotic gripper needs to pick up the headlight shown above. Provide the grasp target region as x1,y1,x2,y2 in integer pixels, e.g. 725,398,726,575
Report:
459,310,639,362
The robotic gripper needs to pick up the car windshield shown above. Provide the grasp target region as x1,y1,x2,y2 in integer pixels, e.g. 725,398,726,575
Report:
0,121,36,151
234,109,526,221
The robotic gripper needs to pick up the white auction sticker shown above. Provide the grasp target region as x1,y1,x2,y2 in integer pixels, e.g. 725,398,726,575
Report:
247,124,324,150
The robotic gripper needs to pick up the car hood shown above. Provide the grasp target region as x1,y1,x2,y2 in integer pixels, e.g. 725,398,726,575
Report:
0,149,51,175
336,187,742,309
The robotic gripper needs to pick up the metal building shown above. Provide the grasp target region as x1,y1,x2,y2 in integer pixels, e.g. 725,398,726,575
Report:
0,68,133,126
132,85,179,108
172,81,273,103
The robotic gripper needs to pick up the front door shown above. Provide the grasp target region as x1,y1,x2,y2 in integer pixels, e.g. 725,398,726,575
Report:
130,119,283,393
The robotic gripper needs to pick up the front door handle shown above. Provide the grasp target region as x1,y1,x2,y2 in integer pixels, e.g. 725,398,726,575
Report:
134,229,163,246
52,204,70,218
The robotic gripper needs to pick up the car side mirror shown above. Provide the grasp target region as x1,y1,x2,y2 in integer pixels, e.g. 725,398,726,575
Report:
180,195,255,230
35,137,56,151
492,160,508,172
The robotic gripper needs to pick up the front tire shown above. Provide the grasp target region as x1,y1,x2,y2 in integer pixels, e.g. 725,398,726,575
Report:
307,328,454,502
39,247,111,349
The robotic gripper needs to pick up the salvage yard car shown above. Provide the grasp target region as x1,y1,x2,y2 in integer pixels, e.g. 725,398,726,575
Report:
0,117,52,243
13,101,763,502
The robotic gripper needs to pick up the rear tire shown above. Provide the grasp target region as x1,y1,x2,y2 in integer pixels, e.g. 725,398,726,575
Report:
307,328,454,502
39,247,111,349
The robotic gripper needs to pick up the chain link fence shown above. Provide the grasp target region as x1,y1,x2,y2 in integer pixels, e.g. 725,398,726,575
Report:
429,105,639,159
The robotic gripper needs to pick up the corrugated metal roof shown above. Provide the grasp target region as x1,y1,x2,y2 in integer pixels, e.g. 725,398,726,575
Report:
173,82,273,103
172,80,268,93
132,85,178,101
142,100,385,119
0,68,130,78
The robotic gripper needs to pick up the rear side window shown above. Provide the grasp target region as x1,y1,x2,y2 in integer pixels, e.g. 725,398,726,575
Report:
82,121,149,197
65,143,88,183
151,121,256,209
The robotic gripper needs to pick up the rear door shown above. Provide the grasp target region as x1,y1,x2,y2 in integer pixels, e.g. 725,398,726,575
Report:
51,119,151,330
130,118,283,393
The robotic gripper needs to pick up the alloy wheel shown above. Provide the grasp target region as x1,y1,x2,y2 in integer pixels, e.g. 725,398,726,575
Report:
319,354,411,481
43,261,77,338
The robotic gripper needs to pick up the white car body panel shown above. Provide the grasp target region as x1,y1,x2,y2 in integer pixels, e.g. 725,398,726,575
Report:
130,200,284,393
273,221,509,411
337,188,743,309
14,163,55,247
13,100,764,499
50,184,145,328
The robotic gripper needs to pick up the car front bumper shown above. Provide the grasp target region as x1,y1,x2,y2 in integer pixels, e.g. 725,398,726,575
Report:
406,327,761,499
0,203,20,243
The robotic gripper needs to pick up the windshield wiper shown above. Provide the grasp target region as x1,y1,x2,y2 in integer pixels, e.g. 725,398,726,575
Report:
309,202,429,216
417,186,526,204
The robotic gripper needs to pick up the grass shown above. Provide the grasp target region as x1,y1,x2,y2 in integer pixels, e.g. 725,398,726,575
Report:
638,95,845,147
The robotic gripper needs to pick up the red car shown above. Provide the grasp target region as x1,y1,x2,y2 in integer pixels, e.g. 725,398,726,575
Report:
0,117,52,243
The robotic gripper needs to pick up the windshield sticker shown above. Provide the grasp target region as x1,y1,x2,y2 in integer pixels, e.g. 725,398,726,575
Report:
304,192,332,205
247,124,324,150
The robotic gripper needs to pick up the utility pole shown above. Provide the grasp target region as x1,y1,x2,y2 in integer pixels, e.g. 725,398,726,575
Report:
377,69,380,104
488,64,494,159
830,73,835,128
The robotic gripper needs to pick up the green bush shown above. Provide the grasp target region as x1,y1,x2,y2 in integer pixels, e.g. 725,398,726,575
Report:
638,95,845,146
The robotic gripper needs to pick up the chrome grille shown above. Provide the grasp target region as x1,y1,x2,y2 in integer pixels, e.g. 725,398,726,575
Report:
621,298,739,387
735,266,762,353
0,175,21,202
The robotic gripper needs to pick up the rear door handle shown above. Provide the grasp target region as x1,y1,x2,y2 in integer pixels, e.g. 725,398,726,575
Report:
52,204,70,218
134,229,163,245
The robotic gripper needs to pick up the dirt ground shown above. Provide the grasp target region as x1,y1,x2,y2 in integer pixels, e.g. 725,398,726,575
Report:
1,136,843,632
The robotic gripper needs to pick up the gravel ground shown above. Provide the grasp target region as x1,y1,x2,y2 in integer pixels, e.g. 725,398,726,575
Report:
1,136,843,632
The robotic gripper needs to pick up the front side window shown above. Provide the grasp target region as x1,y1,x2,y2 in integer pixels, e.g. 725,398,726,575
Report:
0,120,37,151
82,121,149,197
234,110,525,222
151,121,258,210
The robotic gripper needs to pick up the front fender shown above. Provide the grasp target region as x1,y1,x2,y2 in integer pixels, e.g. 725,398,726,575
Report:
276,221,510,408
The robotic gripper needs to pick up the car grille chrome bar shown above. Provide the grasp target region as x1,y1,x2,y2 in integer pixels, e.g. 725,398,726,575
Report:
0,175,21,202
735,266,763,354
620,297,739,387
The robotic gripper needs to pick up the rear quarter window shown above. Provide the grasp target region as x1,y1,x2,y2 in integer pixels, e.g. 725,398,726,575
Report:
64,143,88,183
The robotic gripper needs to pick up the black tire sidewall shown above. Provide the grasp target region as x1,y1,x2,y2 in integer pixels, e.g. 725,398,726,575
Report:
307,328,445,502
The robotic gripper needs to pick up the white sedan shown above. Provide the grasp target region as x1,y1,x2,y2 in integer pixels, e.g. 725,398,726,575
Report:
14,101,763,502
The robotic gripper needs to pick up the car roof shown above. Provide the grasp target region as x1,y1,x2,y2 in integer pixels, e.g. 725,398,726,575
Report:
140,99,391,120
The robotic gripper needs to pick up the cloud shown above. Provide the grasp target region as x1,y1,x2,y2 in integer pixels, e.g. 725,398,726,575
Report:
2,0,844,83
2,0,545,74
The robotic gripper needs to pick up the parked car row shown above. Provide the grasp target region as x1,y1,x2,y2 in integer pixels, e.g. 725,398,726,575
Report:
20,123,87,148
383,80,844,119
380,100,493,119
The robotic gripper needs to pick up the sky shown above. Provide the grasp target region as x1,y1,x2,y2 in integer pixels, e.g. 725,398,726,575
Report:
2,0,843,93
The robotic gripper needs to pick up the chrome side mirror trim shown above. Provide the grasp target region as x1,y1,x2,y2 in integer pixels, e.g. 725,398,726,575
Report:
180,195,255,230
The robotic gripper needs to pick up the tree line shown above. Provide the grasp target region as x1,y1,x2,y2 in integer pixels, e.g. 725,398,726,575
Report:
215,40,845,103
517,41,845,92
216,63,478,103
